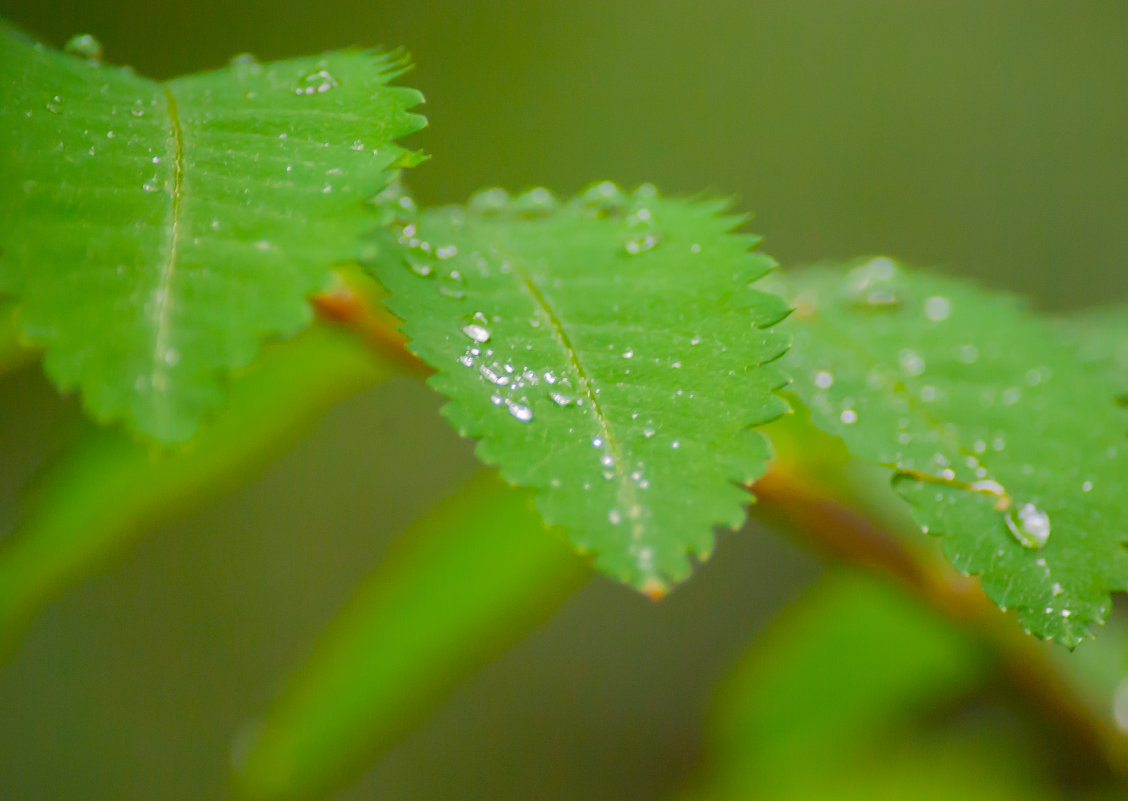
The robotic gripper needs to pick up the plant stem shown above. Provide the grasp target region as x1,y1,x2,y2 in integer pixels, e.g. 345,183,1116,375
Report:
311,286,430,378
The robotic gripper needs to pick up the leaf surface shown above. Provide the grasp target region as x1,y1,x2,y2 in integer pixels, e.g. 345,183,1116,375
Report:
782,259,1128,645
0,22,424,440
1058,304,1128,396
368,185,790,592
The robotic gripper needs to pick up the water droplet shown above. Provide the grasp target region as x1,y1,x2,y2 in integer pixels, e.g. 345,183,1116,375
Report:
671,440,681,449
229,52,262,75
439,270,465,299
436,245,458,260
579,180,627,215
845,256,904,308
408,262,434,278
1005,503,1051,549
462,323,490,343
480,365,509,386
1001,387,1021,406
956,344,979,364
600,453,614,468
814,370,833,389
468,187,510,215
624,233,661,255
591,437,604,448
840,409,858,424
514,187,558,217
549,391,575,407
898,349,925,376
506,401,534,422
64,34,103,62
924,296,951,321
622,349,634,359
608,509,622,525
627,207,654,227
1082,480,1093,493
970,479,1007,501
295,69,339,95
164,348,180,366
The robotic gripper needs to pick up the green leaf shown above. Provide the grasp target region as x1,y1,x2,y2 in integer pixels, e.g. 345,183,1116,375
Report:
682,575,1057,801
782,258,1128,646
711,574,988,773
234,471,587,801
367,185,790,593
0,21,425,441
0,322,391,651
1058,304,1128,397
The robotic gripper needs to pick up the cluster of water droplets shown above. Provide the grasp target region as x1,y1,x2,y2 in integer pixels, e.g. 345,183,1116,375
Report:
464,182,669,259
294,67,339,95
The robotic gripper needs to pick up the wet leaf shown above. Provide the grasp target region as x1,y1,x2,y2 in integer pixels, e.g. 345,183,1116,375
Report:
0,21,424,440
366,185,790,592
783,259,1128,646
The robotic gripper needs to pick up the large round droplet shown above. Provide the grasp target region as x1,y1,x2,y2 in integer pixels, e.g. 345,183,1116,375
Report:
228,53,262,76
1005,502,1051,549
64,34,103,62
468,188,510,215
514,187,559,217
844,256,906,309
579,180,627,216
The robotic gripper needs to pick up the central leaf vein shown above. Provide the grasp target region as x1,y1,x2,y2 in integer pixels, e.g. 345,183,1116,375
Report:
152,85,186,395
510,258,644,541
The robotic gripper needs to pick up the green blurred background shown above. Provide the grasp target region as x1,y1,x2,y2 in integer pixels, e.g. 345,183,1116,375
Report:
0,2,1125,799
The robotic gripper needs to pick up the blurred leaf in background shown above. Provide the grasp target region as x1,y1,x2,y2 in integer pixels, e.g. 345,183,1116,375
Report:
678,574,1083,801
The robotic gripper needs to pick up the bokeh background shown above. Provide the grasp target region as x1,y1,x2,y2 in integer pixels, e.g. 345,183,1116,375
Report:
0,2,1125,799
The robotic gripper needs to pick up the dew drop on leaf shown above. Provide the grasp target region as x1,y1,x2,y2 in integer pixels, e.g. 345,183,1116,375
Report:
579,180,627,215
924,295,951,321
228,53,262,76
898,349,926,376
468,188,510,215
1005,502,1051,549
461,323,490,343
63,34,102,62
506,401,534,422
624,233,661,256
514,187,558,217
